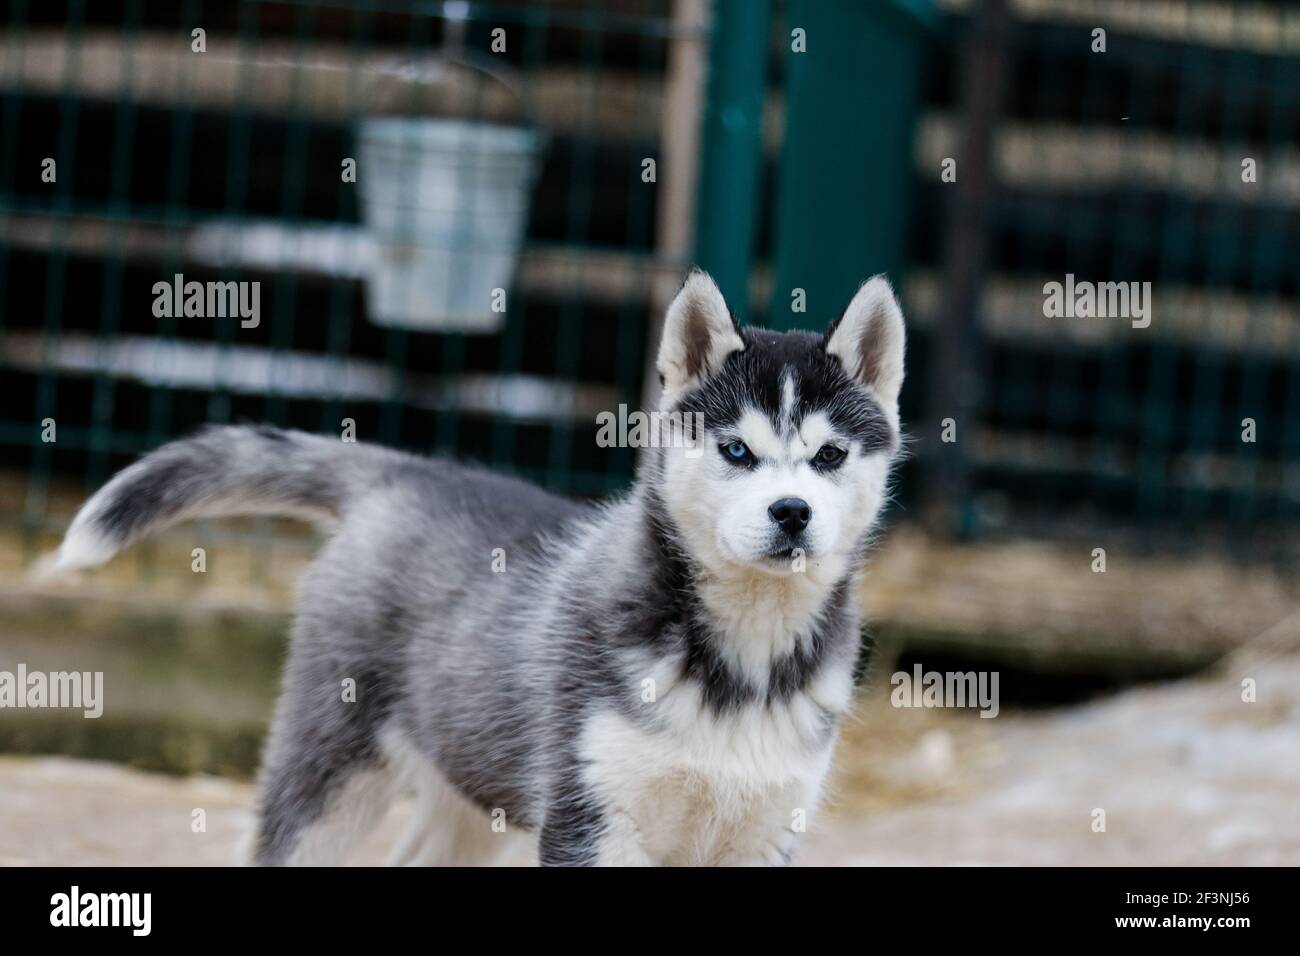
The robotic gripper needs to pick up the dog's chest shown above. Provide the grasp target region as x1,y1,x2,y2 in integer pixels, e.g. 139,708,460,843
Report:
579,689,840,865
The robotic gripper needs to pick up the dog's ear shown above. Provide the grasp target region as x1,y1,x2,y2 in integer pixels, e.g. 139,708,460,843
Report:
825,275,906,412
657,269,744,402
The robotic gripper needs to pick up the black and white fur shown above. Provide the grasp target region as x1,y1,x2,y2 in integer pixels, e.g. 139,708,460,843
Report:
54,271,907,866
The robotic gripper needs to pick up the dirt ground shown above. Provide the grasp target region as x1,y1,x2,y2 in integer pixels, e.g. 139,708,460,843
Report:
3,647,1296,867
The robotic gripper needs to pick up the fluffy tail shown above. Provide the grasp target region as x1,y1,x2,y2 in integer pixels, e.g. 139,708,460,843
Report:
53,425,402,572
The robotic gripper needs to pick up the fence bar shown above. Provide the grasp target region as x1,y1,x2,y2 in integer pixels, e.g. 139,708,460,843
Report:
926,0,1009,536
692,0,771,315
767,0,933,330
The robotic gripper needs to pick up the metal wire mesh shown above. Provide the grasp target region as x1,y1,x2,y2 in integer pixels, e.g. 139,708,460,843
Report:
902,1,1300,561
2,0,1297,576
1,0,692,571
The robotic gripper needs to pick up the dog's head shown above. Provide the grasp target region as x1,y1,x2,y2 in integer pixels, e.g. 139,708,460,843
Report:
651,270,905,583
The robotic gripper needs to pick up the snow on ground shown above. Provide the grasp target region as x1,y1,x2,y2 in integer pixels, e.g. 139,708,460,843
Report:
2,651,1296,867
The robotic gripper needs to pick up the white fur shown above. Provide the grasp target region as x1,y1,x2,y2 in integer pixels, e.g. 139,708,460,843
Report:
576,575,859,865
282,767,396,866
46,524,118,573
579,702,836,866
598,276,905,864
658,403,892,616
382,729,536,866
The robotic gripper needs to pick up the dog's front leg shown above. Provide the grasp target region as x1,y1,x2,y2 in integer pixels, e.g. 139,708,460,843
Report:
591,808,655,866
539,799,652,867
715,781,814,866
716,823,800,867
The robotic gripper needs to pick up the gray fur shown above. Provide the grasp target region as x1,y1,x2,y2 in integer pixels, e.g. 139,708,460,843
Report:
56,271,906,866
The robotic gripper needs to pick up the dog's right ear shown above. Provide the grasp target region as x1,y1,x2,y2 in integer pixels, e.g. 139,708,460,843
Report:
657,270,744,403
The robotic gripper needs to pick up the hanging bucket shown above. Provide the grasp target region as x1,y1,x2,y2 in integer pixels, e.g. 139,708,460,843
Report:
357,53,540,333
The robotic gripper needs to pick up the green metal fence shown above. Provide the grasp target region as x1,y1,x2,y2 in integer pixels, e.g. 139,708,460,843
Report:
1,0,689,537
921,1,1300,561
696,0,1300,562
2,0,1298,570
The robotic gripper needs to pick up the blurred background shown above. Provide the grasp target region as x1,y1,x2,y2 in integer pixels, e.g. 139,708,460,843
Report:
1,0,1298,865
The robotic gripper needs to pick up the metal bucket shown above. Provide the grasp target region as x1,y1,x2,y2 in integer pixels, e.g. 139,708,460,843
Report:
358,116,539,333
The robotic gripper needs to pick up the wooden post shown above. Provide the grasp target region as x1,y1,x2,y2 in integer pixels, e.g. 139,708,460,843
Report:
927,0,1010,536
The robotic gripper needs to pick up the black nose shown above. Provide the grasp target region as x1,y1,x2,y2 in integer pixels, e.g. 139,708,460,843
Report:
768,497,811,535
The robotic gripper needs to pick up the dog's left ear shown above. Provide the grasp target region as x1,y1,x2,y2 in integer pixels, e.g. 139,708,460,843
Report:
657,269,744,403
825,275,906,412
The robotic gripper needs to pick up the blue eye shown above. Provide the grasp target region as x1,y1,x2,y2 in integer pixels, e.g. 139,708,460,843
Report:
720,440,753,464
814,444,847,468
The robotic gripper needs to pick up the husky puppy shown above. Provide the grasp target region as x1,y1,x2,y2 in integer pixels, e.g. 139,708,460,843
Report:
54,270,906,866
